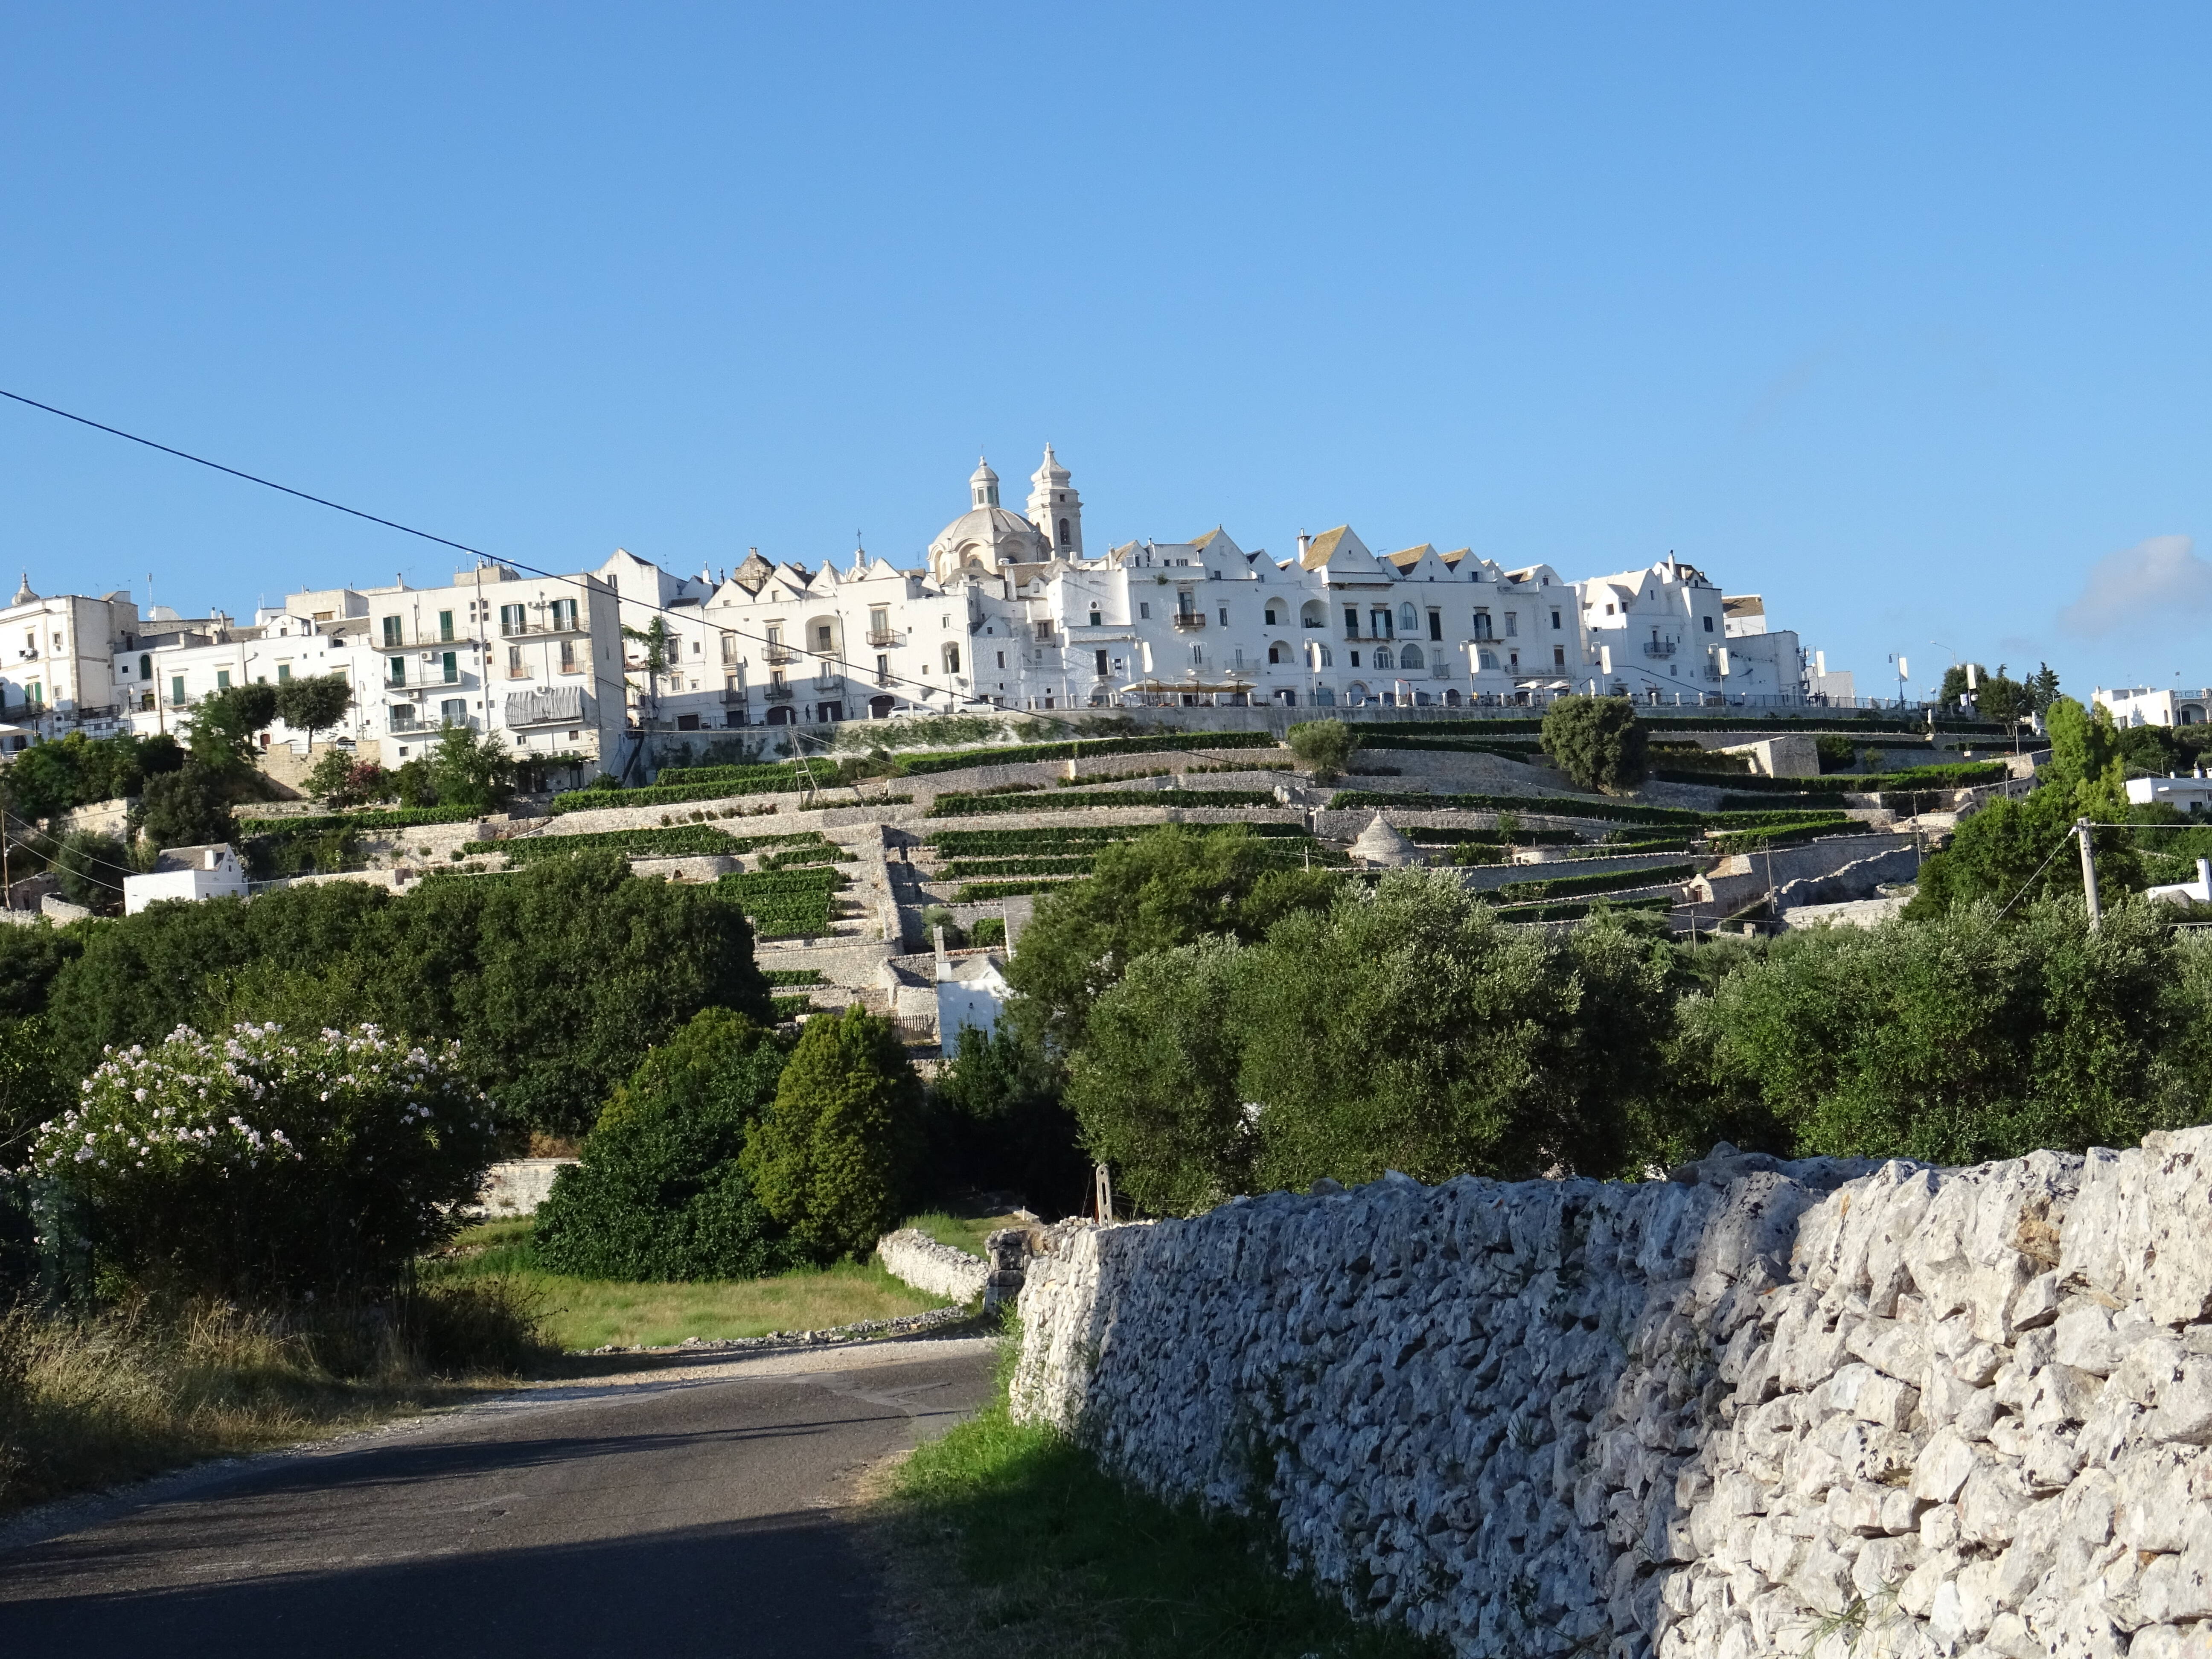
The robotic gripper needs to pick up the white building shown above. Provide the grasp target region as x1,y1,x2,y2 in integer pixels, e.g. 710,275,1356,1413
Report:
7,447,1852,781
2127,774,2212,815
2097,686,2211,728
123,843,247,914
1576,558,1806,704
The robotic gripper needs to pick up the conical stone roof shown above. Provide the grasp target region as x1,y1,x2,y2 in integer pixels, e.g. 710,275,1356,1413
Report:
1350,812,1420,867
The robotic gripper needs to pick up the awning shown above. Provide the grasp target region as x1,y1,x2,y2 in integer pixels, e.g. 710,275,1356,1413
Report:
504,686,588,727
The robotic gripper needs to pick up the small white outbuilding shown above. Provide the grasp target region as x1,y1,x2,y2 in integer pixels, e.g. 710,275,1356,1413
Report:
123,843,247,915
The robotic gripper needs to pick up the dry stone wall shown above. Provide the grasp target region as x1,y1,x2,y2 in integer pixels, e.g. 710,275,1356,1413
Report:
876,1228,989,1303
1011,1133,2212,1659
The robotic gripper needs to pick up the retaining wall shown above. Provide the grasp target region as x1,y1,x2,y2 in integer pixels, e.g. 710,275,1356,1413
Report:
1012,1132,2212,1659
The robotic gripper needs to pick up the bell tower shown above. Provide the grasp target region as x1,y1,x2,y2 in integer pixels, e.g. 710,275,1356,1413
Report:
1026,444,1083,558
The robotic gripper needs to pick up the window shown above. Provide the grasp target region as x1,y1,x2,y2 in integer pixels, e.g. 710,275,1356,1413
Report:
542,597,573,631
1605,603,1615,616
382,616,402,647
1554,646,1566,669
500,604,527,636
1268,644,1283,664
1344,607,1359,637
1094,649,1109,677
1371,609,1392,638
1058,517,1071,546
875,652,890,683
138,653,151,679
1139,602,1151,619
815,624,834,652
1190,643,1204,664
276,663,292,683
1479,648,1499,670
1088,606,1102,626
1704,615,1715,632
1427,611,1442,641
1265,605,1281,625
508,645,526,678
1504,613,1518,637
1473,610,1493,640
1374,647,1394,670
1551,609,1562,630
1401,645,1424,669
216,669,232,691
1218,607,1228,625
390,704,416,731
691,639,701,655
1349,650,1360,667
721,634,736,664
440,699,467,727
559,639,576,672
1035,620,1053,642
442,651,459,684
1399,603,1418,633
438,610,454,642
996,651,1006,669
171,675,185,704
1313,643,1333,668
943,643,961,675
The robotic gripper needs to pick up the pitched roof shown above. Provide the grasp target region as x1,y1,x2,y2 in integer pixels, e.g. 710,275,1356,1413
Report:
1300,525,1374,570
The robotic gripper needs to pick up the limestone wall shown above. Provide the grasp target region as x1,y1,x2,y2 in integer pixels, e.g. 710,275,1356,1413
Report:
1010,1134,2212,1659
875,1227,989,1304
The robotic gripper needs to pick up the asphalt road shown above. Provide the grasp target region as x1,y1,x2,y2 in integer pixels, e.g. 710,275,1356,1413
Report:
0,1334,997,1658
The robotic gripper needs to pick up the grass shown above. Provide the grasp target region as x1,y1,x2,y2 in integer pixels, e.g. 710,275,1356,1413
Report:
901,1210,1025,1259
420,1220,946,1350
0,1284,549,1516
875,1351,1444,1659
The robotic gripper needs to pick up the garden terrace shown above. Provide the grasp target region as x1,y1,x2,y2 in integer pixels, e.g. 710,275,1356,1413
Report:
714,866,850,939
236,805,486,835
1325,789,1854,831
1483,862,1700,902
464,824,748,863
928,787,1280,818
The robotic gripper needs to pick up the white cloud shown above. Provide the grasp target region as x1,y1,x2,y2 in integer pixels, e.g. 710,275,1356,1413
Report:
2057,534,2212,637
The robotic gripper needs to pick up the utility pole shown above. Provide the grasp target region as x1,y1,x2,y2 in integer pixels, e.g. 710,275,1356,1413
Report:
2077,817,2102,931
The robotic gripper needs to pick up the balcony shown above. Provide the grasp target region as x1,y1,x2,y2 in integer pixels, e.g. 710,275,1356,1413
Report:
1170,611,1206,631
812,674,844,693
866,628,902,647
1642,639,1677,658
719,687,747,705
762,682,794,703
763,646,795,666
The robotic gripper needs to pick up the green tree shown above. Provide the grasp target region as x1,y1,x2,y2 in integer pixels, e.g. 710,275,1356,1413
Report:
741,1006,924,1259
134,765,235,850
928,1022,1087,1214
51,832,130,913
533,1009,794,1281
1003,824,1340,1052
185,684,280,774
391,755,439,807
304,748,390,807
2028,663,2062,715
1936,664,2032,722
273,674,353,751
1285,719,1359,784
429,723,515,813
1682,899,2201,1165
43,851,775,1135
1237,870,1669,1190
1540,696,1649,793
1065,938,1257,1214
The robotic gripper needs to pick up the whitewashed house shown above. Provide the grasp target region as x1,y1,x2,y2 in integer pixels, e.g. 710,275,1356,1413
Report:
2097,686,2211,729
124,843,247,914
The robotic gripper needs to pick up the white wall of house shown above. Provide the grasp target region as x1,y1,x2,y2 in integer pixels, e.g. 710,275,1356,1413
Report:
2098,686,2212,728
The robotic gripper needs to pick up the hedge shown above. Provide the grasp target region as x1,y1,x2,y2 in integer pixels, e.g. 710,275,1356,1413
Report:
771,994,815,1019
1492,894,1677,922
923,822,1310,855
1487,862,1698,902
237,805,486,835
716,868,846,940
1706,821,1887,856
941,855,1100,879
764,968,826,986
1402,827,1580,847
551,781,777,814
952,877,1085,902
888,730,1279,777
928,788,1281,818
1669,760,2007,795
466,824,745,863
1327,790,1851,830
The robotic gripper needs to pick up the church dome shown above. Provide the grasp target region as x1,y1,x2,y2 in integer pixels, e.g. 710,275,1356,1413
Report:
928,504,1049,583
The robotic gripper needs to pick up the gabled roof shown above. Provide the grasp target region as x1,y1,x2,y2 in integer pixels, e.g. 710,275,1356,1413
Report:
1189,526,1244,560
1385,544,1435,569
1300,525,1377,571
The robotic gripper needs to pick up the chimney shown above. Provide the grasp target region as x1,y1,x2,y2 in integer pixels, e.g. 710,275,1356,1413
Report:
933,923,951,982
204,848,220,870
1296,530,1311,560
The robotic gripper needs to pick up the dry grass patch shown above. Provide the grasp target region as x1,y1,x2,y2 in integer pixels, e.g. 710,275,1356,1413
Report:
0,1284,547,1516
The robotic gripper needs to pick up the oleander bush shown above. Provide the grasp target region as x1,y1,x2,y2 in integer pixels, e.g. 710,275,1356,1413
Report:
19,1022,500,1300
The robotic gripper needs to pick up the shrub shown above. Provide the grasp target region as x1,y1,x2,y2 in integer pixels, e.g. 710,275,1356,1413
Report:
18,1022,499,1299
1540,696,1649,793
51,832,131,913
1286,720,1359,783
741,1006,925,1260
136,766,235,849
532,1010,793,1281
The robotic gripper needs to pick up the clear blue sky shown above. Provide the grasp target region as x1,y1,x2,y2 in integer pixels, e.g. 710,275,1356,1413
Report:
6,3,2210,700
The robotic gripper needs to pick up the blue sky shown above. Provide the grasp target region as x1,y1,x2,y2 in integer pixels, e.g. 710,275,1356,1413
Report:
5,3,2210,699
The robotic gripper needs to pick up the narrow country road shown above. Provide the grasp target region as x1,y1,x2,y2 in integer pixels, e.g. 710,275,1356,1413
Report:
0,1334,996,1658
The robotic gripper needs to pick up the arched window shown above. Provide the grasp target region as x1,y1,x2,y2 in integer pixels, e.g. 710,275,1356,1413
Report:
1264,605,1281,625
1089,606,1101,626
1479,648,1499,670
1400,644,1424,669
1058,518,1071,546
1373,647,1394,670
1267,644,1283,664
1399,603,1418,633
943,643,961,675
